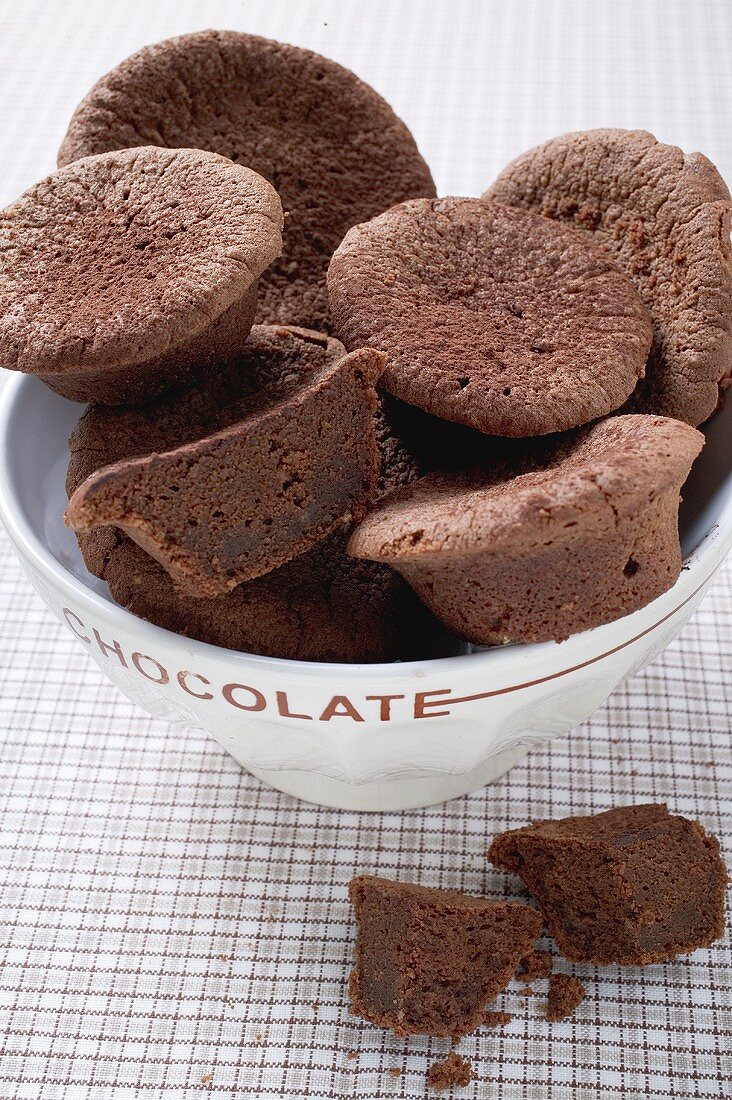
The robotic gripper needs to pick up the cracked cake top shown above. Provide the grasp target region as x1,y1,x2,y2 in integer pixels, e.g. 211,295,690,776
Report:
328,196,653,437
0,145,282,378
485,128,732,426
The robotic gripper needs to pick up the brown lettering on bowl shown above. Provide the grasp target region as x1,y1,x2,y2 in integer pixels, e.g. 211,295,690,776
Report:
93,628,127,667
177,670,214,700
276,691,313,720
319,695,365,722
63,607,91,643
222,682,267,712
366,694,405,721
414,688,454,719
132,652,169,685
63,607,455,722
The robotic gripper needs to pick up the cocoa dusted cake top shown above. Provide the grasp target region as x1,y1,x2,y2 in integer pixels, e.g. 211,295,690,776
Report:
486,128,732,426
328,196,653,437
0,146,283,378
57,29,436,332
347,415,703,564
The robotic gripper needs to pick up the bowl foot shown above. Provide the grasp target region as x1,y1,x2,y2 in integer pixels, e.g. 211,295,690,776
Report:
246,744,531,811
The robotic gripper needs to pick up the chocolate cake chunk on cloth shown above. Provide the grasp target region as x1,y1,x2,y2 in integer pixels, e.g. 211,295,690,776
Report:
58,29,436,332
328,196,652,436
0,147,282,404
426,1053,473,1091
347,415,703,644
486,128,732,425
545,974,585,1021
347,875,542,1037
67,393,453,663
66,326,384,597
488,804,728,965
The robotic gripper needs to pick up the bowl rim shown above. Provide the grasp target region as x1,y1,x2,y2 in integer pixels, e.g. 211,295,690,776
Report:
0,370,730,681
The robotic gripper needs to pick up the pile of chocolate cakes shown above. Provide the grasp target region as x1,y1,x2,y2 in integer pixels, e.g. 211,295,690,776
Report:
2,30,730,663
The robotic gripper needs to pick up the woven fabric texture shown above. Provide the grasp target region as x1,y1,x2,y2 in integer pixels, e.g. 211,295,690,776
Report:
0,2,730,1098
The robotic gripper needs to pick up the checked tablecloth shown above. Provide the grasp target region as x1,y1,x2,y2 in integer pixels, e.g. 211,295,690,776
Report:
0,2,730,1098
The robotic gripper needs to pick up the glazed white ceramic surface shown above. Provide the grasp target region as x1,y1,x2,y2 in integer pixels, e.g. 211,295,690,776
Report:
1,373,730,810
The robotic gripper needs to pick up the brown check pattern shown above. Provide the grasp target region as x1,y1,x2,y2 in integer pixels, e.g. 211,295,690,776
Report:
0,2,731,1096
0,526,729,1100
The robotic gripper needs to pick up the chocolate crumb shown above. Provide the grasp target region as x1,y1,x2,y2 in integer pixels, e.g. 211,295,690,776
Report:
386,1067,402,1078
546,974,586,1021
517,949,552,983
200,1074,213,1084
427,1052,473,1090
482,1009,512,1028
346,1050,358,1061
311,1001,319,1014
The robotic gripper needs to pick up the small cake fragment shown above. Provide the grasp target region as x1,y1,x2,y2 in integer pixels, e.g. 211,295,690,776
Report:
488,804,728,965
426,1052,473,1091
517,949,552,983
545,974,586,1021
348,875,542,1037
482,1009,513,1028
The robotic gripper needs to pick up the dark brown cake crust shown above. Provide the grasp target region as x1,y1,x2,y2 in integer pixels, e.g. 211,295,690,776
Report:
545,974,585,1021
347,875,542,1038
66,326,384,597
328,196,652,437
0,147,282,404
426,1052,473,1090
347,415,704,644
67,391,453,663
58,29,436,332
485,128,732,426
488,804,728,965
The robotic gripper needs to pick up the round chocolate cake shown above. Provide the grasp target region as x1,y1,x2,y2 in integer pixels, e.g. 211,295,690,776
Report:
0,146,283,403
347,414,704,644
485,128,732,426
58,30,436,332
328,196,652,437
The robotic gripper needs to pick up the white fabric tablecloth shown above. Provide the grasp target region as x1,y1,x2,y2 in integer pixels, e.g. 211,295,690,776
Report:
0,2,730,1097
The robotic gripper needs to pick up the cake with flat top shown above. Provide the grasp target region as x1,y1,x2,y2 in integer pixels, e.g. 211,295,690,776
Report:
485,128,732,426
328,195,652,437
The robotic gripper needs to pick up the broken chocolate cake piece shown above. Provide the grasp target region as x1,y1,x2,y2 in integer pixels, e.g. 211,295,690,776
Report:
426,1052,473,1090
488,803,727,965
348,874,542,1037
545,974,585,1021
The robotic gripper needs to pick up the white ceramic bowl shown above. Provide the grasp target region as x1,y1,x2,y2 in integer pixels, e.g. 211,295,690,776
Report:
1,372,730,811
